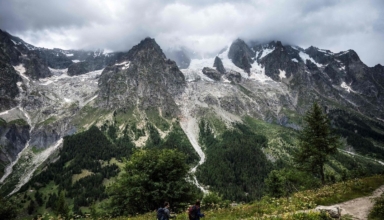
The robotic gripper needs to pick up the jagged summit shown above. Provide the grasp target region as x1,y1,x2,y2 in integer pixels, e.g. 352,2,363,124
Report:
97,37,186,116
125,37,166,62
228,38,255,74
336,49,361,63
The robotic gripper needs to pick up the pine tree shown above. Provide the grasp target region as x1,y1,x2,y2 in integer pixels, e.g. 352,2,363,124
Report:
55,191,69,219
294,102,339,184
0,196,18,219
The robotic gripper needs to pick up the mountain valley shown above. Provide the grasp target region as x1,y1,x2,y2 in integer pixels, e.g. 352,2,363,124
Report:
1,28,384,218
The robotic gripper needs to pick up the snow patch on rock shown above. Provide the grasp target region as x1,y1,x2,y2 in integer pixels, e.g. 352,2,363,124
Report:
259,48,274,59
13,64,29,81
299,51,323,67
341,82,354,93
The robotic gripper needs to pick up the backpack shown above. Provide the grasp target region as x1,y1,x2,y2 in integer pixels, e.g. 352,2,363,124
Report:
188,205,197,220
157,207,165,220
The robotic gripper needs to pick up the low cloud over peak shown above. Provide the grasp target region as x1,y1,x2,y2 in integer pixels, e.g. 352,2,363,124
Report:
1,0,383,66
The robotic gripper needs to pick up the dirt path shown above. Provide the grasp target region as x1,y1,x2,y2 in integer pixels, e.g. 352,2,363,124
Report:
335,184,384,219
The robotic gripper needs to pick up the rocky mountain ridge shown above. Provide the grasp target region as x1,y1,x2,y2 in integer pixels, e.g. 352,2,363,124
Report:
0,29,383,196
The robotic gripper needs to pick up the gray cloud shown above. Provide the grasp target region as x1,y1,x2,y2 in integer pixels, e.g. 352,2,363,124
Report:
0,0,383,66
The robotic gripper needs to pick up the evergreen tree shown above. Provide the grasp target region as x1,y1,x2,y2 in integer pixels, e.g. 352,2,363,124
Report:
55,191,69,219
265,170,285,198
0,196,18,219
27,201,35,215
294,102,339,184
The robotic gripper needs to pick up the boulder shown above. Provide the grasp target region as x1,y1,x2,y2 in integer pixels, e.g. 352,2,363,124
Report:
226,70,242,83
315,205,341,218
202,67,221,81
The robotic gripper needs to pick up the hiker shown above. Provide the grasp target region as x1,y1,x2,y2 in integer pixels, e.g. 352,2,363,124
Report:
188,200,205,220
157,201,175,220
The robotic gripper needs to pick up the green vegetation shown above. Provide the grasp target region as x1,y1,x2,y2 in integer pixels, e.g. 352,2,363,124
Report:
369,191,384,220
54,191,70,219
113,107,137,125
145,108,170,131
37,116,56,126
72,104,111,130
204,111,228,135
108,149,201,217
4,103,384,219
294,102,340,184
0,196,18,220
329,109,384,160
265,168,320,198
111,175,384,220
0,118,7,126
7,119,28,126
197,120,272,201
237,84,253,97
146,122,199,165
243,115,298,165
31,146,43,154
20,125,134,217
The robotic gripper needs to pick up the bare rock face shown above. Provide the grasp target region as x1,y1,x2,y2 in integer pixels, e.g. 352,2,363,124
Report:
23,51,52,80
228,39,255,74
98,37,186,117
0,30,22,111
202,67,221,81
33,49,73,69
304,46,333,65
0,118,30,177
213,56,226,74
258,41,299,81
0,61,21,111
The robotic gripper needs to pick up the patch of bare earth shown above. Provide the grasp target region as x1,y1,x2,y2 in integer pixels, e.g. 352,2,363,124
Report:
336,184,384,219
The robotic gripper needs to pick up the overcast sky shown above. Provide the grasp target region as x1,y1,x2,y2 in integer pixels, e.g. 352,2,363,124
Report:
1,0,383,66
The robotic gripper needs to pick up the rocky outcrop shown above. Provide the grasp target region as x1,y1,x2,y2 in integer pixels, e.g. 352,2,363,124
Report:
0,118,30,175
315,206,341,218
23,51,52,79
29,119,70,149
304,46,333,65
0,61,21,111
0,30,23,111
259,41,299,81
213,56,226,74
228,39,255,74
97,37,186,117
226,70,242,83
67,51,127,76
67,62,90,76
0,29,21,65
202,67,221,81
34,49,73,69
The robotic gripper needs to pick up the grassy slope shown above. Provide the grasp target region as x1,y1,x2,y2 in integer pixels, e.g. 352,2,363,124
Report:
115,175,384,220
